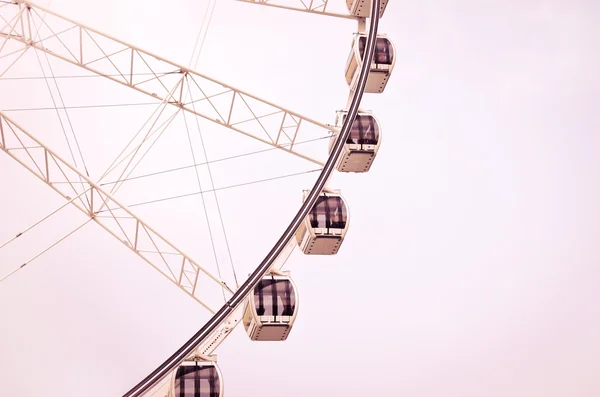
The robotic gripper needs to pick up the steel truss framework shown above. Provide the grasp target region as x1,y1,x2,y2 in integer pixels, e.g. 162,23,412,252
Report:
0,0,345,316
0,0,381,395
0,0,335,166
236,0,357,19
0,0,341,384
0,111,233,313
125,0,381,392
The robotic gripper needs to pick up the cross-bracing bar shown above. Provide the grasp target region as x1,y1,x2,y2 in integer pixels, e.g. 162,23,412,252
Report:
236,0,357,19
0,111,234,314
0,1,335,166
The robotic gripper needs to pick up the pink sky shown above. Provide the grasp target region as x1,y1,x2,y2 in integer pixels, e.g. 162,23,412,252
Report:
0,0,599,396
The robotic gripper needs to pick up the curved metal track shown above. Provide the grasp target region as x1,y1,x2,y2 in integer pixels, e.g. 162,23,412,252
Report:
123,0,381,395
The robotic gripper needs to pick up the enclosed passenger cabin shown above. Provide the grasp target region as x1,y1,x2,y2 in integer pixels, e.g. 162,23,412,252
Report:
171,360,223,397
243,274,298,341
296,190,349,255
329,110,382,173
345,34,396,94
346,0,388,18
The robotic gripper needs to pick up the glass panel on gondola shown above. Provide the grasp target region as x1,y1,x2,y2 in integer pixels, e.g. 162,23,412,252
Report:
358,36,394,65
254,278,296,316
343,114,380,145
309,196,348,229
174,364,221,397
297,191,349,254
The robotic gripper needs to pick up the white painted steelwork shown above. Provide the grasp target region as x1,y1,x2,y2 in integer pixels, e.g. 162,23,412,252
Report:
0,0,385,393
0,0,333,166
236,0,357,19
0,112,231,314
124,0,382,392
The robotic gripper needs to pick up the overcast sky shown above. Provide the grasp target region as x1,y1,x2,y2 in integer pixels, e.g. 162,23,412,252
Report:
0,0,599,396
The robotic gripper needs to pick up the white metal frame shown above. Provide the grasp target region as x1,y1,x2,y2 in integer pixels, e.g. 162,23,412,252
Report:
0,111,232,313
0,0,336,166
0,0,386,393
236,0,358,19
108,0,383,390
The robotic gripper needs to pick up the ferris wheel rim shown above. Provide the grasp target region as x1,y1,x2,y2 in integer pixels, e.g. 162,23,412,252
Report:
121,0,383,395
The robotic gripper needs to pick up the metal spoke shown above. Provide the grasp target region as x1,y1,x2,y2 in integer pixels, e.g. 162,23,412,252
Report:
0,1,334,166
236,0,357,19
0,111,233,314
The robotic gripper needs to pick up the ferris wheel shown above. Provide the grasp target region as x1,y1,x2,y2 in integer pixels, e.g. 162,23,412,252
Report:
0,0,395,395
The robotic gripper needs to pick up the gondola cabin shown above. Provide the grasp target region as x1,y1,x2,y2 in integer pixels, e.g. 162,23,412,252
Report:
346,0,388,18
171,360,223,397
345,33,396,94
243,274,298,341
329,110,382,173
296,190,349,255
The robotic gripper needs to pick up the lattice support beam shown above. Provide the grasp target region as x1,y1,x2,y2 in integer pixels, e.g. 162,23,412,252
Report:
236,0,357,19
0,111,233,314
0,0,335,165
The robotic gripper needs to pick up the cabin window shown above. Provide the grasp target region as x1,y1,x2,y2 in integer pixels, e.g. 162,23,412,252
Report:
358,36,394,65
254,279,296,316
309,196,348,229
347,115,380,145
174,365,220,397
